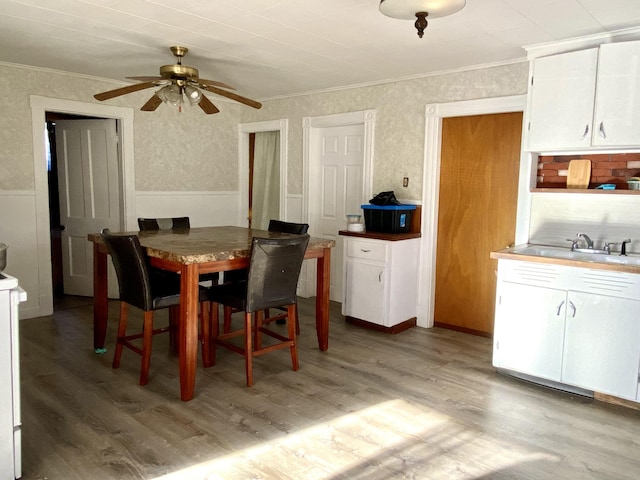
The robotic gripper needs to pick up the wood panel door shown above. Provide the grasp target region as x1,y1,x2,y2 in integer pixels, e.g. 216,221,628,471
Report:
55,119,120,297
434,112,522,336
309,123,365,302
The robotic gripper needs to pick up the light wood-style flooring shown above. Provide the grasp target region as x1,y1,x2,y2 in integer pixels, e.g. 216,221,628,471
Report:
19,296,640,479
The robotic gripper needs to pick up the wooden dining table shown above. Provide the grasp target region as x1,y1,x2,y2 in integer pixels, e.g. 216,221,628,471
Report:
88,226,335,401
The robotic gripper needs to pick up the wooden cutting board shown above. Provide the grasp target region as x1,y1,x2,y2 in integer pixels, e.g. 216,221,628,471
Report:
567,159,591,189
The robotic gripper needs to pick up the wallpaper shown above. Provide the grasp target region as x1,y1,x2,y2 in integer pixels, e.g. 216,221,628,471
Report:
0,60,528,195
0,62,242,192
240,62,529,199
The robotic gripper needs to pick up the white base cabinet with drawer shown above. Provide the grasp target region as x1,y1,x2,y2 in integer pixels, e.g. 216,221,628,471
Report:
342,236,419,330
493,259,640,402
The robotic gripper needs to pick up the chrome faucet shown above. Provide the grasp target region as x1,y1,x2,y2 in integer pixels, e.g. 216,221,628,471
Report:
621,239,631,256
578,233,594,249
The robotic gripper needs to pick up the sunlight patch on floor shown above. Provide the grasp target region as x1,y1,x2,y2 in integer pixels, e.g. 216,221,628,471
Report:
154,399,558,479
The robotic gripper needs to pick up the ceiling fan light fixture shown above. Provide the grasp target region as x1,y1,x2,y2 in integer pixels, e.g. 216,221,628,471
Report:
185,85,203,105
379,0,465,38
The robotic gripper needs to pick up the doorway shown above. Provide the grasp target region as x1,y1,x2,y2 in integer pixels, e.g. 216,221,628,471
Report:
30,96,135,318
45,112,121,300
238,119,288,228
303,110,376,301
418,96,531,330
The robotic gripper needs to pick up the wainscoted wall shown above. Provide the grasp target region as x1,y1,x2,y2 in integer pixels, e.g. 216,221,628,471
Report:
135,191,241,228
529,193,640,254
0,191,43,319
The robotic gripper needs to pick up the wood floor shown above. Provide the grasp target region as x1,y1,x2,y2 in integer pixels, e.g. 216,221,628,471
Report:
19,296,640,479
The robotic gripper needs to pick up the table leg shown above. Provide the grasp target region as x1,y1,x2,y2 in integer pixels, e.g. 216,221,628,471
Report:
315,247,331,351
179,264,200,401
93,243,108,353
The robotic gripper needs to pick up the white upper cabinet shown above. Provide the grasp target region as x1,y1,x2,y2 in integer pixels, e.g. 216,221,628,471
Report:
592,41,640,147
527,48,598,151
526,40,640,151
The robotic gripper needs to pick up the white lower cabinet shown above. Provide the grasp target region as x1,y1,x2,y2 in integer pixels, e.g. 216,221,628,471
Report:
494,260,640,402
342,236,419,328
493,281,566,382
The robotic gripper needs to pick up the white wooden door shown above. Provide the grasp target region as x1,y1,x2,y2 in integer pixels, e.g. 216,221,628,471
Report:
55,119,120,296
309,124,365,302
592,40,640,147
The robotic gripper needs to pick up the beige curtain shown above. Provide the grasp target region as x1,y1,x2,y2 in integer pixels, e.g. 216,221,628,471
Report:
252,131,280,230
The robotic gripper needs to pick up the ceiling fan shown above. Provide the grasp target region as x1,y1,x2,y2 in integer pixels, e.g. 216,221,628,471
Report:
93,46,262,114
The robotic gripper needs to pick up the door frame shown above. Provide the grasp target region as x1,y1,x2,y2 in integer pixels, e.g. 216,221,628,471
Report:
30,96,135,317
301,109,376,298
418,95,533,328
237,119,288,227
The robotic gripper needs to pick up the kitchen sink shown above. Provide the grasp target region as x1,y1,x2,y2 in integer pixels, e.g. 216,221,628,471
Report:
511,244,640,266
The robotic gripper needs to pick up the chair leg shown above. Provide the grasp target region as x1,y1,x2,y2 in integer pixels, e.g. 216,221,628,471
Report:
295,304,300,335
139,311,154,386
223,305,233,333
288,304,299,371
112,302,129,369
254,309,264,349
244,312,253,387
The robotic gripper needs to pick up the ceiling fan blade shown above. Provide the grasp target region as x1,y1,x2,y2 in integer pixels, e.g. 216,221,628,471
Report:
195,78,236,90
198,95,220,114
200,85,262,109
140,94,162,112
94,81,157,101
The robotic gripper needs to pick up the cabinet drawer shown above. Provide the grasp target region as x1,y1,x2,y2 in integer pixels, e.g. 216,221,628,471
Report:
347,239,387,261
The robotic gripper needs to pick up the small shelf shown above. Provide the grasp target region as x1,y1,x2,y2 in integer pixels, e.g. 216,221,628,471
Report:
532,187,640,194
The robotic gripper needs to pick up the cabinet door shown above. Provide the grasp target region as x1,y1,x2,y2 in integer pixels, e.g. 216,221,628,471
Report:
592,40,640,147
493,281,567,381
562,291,640,400
343,259,385,325
527,48,598,151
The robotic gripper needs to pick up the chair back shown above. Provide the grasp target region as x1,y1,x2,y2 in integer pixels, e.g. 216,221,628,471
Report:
101,229,154,311
138,217,190,231
268,220,309,235
246,235,309,312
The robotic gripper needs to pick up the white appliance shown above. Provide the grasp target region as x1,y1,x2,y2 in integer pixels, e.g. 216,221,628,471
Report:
0,273,26,480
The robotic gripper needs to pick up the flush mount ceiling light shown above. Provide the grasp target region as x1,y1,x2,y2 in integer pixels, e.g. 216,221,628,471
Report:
379,0,466,38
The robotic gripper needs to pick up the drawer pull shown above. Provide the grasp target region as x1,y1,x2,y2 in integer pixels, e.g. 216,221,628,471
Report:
360,249,371,253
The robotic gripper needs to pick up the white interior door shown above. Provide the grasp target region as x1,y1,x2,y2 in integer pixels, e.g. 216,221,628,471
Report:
55,119,120,296
309,123,365,302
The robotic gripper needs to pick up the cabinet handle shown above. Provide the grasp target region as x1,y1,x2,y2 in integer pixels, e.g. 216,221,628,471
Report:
360,249,371,253
598,121,606,139
378,271,383,282
556,300,565,316
569,301,576,318
581,124,589,140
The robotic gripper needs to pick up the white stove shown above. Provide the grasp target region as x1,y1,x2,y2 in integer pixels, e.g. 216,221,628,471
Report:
0,272,26,480
0,273,18,290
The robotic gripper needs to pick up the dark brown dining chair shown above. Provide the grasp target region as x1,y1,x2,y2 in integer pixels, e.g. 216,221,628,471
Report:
222,219,309,334
210,234,310,387
101,229,212,385
138,217,190,231
137,216,219,285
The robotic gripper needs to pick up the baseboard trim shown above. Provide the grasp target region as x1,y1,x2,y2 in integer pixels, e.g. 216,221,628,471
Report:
345,316,416,334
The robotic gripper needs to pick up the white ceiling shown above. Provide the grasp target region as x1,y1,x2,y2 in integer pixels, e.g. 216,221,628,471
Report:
1,0,640,101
